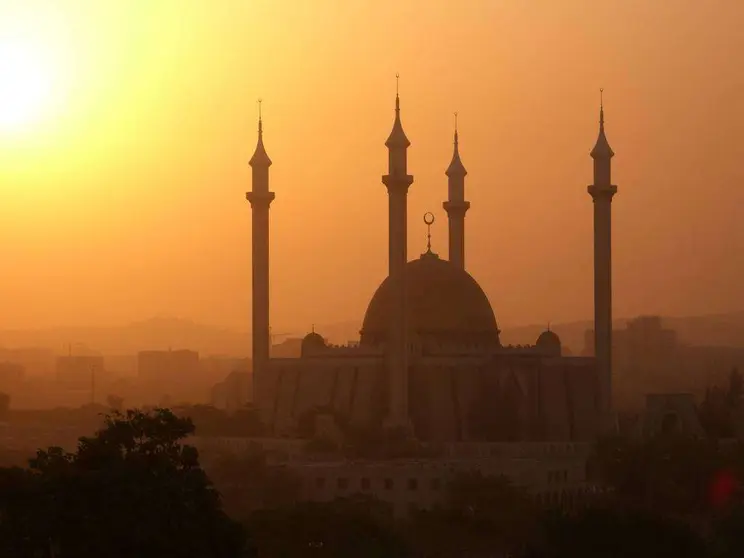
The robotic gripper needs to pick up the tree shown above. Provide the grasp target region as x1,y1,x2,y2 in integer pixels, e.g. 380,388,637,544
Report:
592,433,729,518
246,497,409,557
700,387,733,438
106,394,124,412
206,448,301,521
0,391,10,421
522,506,707,558
728,368,742,410
0,408,247,558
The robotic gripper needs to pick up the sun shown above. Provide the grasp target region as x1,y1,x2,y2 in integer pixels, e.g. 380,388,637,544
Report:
0,40,54,131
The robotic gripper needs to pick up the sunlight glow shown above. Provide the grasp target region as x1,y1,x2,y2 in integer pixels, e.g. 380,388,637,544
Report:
0,40,55,131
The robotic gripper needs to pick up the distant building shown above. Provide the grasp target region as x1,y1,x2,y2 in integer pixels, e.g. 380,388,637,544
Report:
200,356,251,382
211,370,252,412
103,354,138,378
0,348,55,377
270,338,302,358
138,349,199,384
0,362,25,393
193,436,596,519
56,355,104,391
137,349,202,404
585,315,744,410
635,393,705,439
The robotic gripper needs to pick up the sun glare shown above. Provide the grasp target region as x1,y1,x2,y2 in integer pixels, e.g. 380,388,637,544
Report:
0,40,54,131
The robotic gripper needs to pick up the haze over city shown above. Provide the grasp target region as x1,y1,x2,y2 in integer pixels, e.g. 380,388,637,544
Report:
6,1,744,557
2,0,743,334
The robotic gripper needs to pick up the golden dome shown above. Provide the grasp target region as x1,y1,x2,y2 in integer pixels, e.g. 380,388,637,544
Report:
360,252,500,346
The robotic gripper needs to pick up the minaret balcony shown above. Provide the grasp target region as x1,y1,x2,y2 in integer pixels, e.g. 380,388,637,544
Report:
246,191,276,207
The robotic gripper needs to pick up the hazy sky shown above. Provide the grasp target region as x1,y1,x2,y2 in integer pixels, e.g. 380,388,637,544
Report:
1,0,743,333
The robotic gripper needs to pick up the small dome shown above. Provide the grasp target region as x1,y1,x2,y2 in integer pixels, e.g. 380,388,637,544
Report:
301,331,326,357
360,253,500,346
536,330,561,356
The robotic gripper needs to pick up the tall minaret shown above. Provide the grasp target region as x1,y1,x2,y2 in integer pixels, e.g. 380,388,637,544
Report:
587,90,617,417
443,113,469,269
245,101,275,407
381,77,413,428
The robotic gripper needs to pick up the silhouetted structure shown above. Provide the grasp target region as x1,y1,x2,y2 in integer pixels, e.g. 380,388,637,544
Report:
585,315,744,410
381,85,413,431
56,355,104,392
588,91,617,418
248,89,614,443
246,102,275,410
442,113,469,270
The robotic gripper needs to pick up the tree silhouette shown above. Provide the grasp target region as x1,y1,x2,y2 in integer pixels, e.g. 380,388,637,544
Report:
106,394,124,412
522,505,707,558
727,368,742,410
206,448,301,522
0,408,246,558
246,497,408,558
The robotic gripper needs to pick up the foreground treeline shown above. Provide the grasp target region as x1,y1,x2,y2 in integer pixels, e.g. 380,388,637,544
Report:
2,409,744,557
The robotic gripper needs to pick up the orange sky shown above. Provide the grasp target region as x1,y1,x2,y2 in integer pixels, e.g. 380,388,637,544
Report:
1,0,743,333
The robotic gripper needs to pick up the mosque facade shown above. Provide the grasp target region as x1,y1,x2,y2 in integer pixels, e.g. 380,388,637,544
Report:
245,90,617,443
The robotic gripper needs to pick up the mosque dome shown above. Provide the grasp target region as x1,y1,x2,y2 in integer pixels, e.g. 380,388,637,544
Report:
536,329,562,356
301,331,326,357
360,251,500,346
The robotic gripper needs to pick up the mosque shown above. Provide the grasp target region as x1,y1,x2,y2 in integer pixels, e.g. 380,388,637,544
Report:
245,88,618,443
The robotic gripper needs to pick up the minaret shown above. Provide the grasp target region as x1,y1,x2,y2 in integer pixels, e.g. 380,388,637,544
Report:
442,113,470,269
245,100,275,407
587,90,617,418
381,76,413,429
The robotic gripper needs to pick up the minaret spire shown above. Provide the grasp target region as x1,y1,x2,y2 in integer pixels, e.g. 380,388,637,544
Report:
386,73,410,151
249,98,272,167
246,99,276,415
443,111,469,269
381,76,414,431
587,90,618,428
591,88,614,161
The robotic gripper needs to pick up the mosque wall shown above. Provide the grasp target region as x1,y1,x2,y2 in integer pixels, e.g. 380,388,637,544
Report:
565,361,601,440
408,354,600,443
261,357,387,434
537,360,574,441
260,353,600,442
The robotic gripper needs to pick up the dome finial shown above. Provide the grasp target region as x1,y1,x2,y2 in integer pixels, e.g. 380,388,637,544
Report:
422,212,437,257
395,73,400,111
599,88,604,131
454,111,458,144
258,98,263,134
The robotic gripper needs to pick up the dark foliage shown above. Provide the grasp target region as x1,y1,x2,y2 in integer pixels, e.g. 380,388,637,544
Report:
246,497,409,558
699,368,743,439
523,505,707,558
0,408,246,558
